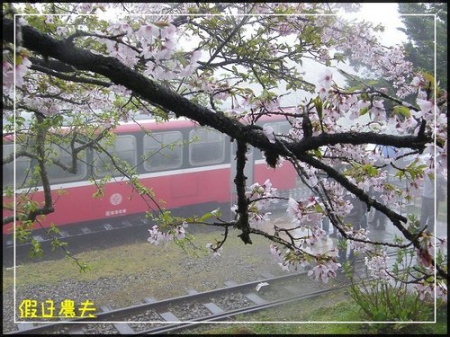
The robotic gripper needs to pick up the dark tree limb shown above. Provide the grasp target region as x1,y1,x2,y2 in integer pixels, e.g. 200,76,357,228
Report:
3,18,432,158
30,63,112,87
234,140,252,244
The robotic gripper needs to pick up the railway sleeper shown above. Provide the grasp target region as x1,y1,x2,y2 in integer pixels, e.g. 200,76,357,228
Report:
202,302,225,315
16,323,33,332
100,305,135,334
158,311,181,322
244,292,268,305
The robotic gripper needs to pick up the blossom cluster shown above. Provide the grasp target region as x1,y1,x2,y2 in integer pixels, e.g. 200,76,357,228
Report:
286,196,323,228
4,2,447,303
270,244,310,272
307,259,341,284
347,228,371,253
147,222,187,245
231,179,278,228
364,251,390,281
205,242,223,258
415,280,447,303
3,50,31,99
270,243,342,284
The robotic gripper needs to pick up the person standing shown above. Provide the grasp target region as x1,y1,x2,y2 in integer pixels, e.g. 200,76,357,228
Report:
344,194,365,230
420,171,446,234
322,216,330,235
369,190,389,230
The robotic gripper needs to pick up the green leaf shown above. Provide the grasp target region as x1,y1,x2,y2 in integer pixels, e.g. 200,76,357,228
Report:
199,212,214,222
422,72,435,87
393,106,411,118
362,164,378,177
313,96,323,121
360,107,369,116
333,53,345,62
313,149,322,158
360,92,370,101
315,204,323,213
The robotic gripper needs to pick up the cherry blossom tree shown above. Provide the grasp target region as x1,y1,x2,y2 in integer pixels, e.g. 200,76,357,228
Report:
2,2,447,303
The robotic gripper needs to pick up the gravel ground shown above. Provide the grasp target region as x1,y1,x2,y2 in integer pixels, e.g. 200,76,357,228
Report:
3,214,301,334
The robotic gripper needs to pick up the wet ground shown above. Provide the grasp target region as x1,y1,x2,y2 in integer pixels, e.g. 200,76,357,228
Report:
260,208,447,257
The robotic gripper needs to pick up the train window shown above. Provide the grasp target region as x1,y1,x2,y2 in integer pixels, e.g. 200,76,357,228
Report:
189,128,225,166
278,122,291,135
93,135,137,177
254,122,291,161
143,132,182,171
2,144,32,188
264,121,291,137
46,142,87,184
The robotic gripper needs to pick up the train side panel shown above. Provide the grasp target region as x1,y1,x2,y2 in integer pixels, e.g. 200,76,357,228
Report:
3,165,234,234
254,160,297,191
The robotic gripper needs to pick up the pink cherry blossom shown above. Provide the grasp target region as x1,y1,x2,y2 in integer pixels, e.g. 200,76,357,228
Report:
410,75,424,88
3,61,13,88
190,50,202,65
415,281,434,301
174,225,186,240
364,251,390,281
318,68,333,90
263,125,276,143
307,260,340,283
147,225,165,245
15,57,31,87
206,243,222,257
138,24,159,43
417,98,433,112
270,244,283,261
286,197,302,223
161,24,176,40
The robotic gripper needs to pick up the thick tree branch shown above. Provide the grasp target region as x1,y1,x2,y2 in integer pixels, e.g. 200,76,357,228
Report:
3,19,432,159
29,56,76,73
234,140,252,244
30,63,112,87
296,151,447,280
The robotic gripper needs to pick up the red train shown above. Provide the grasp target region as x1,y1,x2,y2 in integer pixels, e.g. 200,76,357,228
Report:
3,112,298,235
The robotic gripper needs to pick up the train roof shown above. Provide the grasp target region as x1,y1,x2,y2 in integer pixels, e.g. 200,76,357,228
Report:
114,117,196,134
3,107,299,139
113,108,298,134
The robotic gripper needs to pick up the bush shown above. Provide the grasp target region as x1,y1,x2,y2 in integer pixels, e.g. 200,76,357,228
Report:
343,243,445,333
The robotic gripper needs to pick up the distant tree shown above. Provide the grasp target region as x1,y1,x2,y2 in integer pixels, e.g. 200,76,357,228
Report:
398,2,447,89
342,3,447,119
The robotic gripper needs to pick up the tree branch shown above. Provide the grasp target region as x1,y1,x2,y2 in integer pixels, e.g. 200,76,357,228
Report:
30,63,112,87
234,140,252,244
3,19,432,159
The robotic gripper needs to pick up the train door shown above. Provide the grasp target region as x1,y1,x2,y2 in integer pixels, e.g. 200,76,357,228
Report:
230,142,254,212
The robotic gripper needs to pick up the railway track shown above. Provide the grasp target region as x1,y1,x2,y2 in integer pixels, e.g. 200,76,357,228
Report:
8,269,348,335
5,196,420,335
7,247,405,335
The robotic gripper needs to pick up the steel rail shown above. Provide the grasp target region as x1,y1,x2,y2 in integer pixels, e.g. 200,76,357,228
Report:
7,246,407,335
8,270,310,335
139,284,350,335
